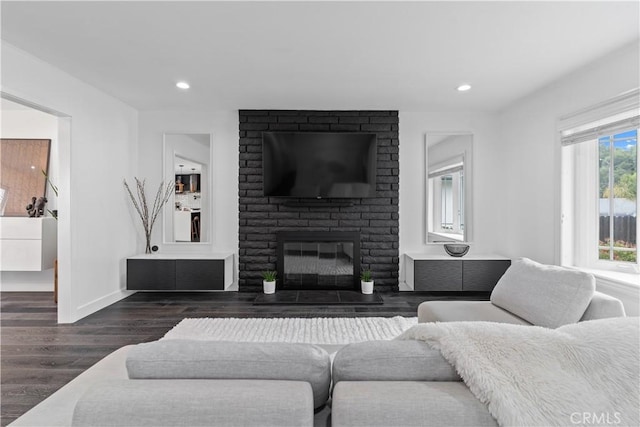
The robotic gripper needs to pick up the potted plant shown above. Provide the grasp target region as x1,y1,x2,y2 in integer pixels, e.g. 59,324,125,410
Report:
262,271,277,294
360,270,374,294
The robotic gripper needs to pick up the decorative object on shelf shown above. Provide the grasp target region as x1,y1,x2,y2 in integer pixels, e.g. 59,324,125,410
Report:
26,196,47,217
262,270,277,294
124,177,173,254
360,270,374,294
444,243,470,257
25,196,36,216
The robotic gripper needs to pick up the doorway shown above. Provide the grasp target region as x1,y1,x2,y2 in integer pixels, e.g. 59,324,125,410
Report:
0,92,71,324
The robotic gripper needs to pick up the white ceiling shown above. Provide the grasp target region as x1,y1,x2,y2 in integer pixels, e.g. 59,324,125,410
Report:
1,1,638,112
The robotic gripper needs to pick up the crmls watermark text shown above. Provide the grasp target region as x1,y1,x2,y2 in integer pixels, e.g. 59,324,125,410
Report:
570,412,622,425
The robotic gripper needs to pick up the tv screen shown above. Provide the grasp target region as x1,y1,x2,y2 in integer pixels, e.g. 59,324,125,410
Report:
263,132,377,198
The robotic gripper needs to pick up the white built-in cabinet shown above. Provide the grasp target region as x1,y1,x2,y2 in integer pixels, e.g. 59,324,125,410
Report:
0,217,57,271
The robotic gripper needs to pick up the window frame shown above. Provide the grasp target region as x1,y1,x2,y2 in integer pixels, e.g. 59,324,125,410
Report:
559,89,639,275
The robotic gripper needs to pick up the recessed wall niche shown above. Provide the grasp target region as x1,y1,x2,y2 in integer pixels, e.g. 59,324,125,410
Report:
238,110,399,292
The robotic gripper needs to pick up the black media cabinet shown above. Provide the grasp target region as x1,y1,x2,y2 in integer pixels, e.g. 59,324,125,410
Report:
405,254,511,292
127,253,234,291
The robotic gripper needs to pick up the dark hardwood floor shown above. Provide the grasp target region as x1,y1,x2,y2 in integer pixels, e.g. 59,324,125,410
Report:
1,290,486,426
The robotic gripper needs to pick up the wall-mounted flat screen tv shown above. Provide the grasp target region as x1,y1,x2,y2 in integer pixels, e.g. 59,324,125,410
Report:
263,132,377,198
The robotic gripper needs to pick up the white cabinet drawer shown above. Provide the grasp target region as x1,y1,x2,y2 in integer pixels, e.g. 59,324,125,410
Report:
0,217,44,239
0,217,57,271
1,239,45,271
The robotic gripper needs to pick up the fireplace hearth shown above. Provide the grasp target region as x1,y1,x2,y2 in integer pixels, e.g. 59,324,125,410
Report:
277,231,361,291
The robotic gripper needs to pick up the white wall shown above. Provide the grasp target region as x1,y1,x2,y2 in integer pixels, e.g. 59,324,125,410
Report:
1,42,139,322
137,111,239,280
498,40,640,312
399,111,503,285
1,108,59,291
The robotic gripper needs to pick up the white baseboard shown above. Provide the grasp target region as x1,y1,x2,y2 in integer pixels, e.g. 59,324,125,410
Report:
73,289,136,322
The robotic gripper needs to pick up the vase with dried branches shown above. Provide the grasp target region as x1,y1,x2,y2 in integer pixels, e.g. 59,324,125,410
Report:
123,178,173,254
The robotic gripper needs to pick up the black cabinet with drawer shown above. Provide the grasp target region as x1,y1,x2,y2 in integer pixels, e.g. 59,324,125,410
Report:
127,259,176,290
127,256,230,291
415,260,463,291
407,256,510,293
462,260,511,292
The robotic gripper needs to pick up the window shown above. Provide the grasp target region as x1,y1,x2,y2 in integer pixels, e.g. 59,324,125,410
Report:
429,164,464,240
598,130,637,263
560,89,639,273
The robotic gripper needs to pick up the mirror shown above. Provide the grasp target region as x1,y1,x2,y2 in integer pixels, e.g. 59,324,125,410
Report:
0,138,51,216
425,132,473,243
163,133,212,244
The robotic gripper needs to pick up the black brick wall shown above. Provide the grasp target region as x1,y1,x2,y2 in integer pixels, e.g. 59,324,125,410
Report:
238,110,399,292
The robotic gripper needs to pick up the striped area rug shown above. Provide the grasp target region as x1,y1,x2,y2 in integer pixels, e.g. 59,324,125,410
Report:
163,316,418,344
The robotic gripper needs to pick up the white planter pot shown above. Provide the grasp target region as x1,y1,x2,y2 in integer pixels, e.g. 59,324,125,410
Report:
263,280,276,294
361,280,374,295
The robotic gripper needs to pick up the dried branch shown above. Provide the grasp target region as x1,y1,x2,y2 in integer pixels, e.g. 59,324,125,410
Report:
41,169,59,197
124,177,174,253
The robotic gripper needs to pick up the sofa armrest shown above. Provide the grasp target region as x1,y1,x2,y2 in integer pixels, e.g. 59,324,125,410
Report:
72,379,314,427
580,291,626,321
332,340,460,383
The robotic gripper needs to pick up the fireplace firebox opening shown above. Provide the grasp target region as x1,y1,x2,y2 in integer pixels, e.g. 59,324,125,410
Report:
277,231,361,291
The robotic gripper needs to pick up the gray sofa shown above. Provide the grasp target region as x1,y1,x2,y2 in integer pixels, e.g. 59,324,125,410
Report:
69,338,494,427
70,338,501,427
418,258,626,327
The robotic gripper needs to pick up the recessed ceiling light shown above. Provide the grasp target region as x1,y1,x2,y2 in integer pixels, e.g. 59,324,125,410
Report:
457,84,472,92
176,81,190,90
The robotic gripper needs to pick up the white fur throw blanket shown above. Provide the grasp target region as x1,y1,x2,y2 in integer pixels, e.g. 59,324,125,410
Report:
397,317,639,427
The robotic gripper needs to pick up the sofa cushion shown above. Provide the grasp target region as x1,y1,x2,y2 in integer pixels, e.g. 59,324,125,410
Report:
417,300,532,325
72,379,314,427
490,258,595,328
332,340,460,384
332,381,497,427
126,340,331,408
580,291,626,321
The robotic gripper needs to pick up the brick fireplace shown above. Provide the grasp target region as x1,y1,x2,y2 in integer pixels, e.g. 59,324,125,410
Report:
238,110,399,292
